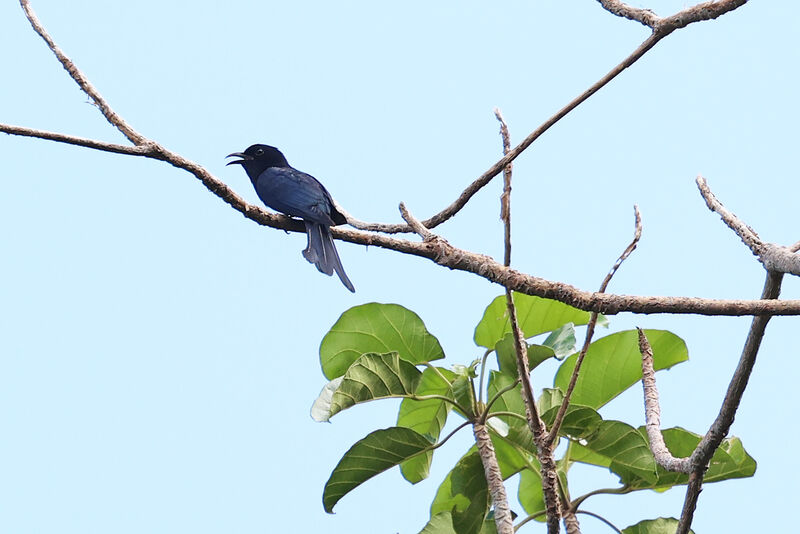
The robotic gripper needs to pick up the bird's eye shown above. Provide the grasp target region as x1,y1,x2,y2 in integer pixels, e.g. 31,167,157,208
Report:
255,148,264,156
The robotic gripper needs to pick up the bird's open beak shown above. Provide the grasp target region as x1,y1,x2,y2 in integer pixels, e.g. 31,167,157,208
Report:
226,152,250,166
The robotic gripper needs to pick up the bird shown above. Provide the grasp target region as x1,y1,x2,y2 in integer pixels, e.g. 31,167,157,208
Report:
226,144,355,292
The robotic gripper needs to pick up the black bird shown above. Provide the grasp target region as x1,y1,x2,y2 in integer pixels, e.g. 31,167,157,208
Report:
227,144,355,292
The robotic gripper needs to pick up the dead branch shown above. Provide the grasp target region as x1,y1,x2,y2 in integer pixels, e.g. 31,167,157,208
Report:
637,329,692,473
547,207,643,446
697,176,800,275
676,270,784,533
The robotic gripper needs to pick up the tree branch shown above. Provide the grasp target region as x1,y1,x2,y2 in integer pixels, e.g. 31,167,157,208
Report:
5,1,784,319
349,31,662,235
676,270,784,533
637,329,692,473
598,0,749,34
0,124,151,157
547,206,643,445
697,176,800,275
473,423,515,534
495,108,513,268
19,0,149,146
495,109,562,533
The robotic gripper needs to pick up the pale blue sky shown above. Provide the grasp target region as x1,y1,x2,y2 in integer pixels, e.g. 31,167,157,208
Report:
2,1,798,533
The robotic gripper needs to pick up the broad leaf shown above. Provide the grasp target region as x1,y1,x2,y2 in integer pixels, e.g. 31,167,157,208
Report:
626,427,755,490
320,303,445,379
623,517,694,534
494,333,554,377
488,435,533,479
541,323,577,360
474,293,598,349
418,512,500,534
452,375,476,419
326,352,422,418
431,450,490,534
517,458,568,522
554,330,687,409
323,427,434,513
518,468,544,518
419,512,457,534
310,376,344,422
538,388,602,439
573,420,658,484
398,367,456,483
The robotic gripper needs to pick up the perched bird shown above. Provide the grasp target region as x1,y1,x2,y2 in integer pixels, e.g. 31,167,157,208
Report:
227,144,355,292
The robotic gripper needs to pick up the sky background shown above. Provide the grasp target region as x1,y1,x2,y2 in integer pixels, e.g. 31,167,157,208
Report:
1,1,798,533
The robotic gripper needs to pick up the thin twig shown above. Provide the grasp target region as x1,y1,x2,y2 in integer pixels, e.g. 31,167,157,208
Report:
495,108,513,268
19,0,148,146
573,511,622,534
430,421,472,452
350,32,665,234
478,348,492,405
547,206,642,445
676,270,784,533
514,509,547,531
491,102,576,532
569,486,633,511
697,176,800,275
0,125,152,157
398,202,434,241
637,328,691,472
348,0,748,235
482,378,522,423
494,108,562,532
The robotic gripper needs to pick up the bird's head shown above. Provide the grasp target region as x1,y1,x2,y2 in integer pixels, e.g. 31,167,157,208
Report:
226,144,290,179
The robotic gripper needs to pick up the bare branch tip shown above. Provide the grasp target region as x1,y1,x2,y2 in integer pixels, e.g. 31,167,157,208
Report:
399,202,434,240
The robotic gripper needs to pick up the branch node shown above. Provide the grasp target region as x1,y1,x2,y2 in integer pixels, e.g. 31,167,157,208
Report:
697,176,800,275
399,202,435,241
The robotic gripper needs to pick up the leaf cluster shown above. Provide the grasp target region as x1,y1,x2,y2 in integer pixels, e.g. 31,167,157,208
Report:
312,296,755,533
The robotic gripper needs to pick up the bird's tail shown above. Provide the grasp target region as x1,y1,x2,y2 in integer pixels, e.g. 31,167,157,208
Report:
303,222,355,293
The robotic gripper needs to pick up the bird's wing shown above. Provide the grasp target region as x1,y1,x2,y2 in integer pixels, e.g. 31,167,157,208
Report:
255,167,337,226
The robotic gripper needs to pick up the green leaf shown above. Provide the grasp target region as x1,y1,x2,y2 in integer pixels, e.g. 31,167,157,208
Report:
567,440,610,468
625,427,755,490
474,293,598,349
574,420,658,484
419,512,458,534
431,450,490,534
326,352,422,418
622,517,694,534
518,468,544,519
418,512,500,534
398,367,456,483
538,388,602,439
489,434,532,479
310,376,344,422
320,303,445,379
554,330,687,409
541,323,577,360
452,375,476,419
494,334,554,377
323,427,434,513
